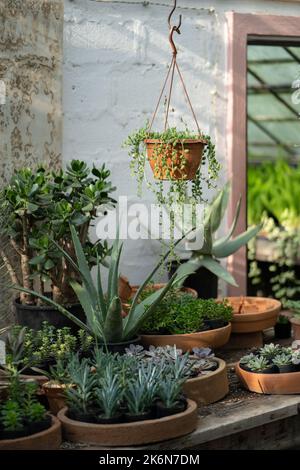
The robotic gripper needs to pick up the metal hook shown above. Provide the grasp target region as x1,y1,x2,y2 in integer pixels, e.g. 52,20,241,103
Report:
168,0,182,56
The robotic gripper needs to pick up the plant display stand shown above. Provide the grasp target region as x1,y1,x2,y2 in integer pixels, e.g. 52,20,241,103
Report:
223,331,264,350
58,400,198,447
0,416,62,450
183,358,229,405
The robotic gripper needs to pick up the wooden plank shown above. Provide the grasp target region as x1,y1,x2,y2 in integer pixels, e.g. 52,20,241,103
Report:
81,395,300,450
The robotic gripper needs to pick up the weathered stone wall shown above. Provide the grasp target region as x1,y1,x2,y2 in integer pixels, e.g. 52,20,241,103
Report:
0,0,63,184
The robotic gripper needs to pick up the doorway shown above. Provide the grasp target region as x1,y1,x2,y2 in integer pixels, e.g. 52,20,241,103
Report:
226,13,300,296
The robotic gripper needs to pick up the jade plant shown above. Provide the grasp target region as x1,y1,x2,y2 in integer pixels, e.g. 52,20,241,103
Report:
0,160,115,306
14,226,191,344
175,182,262,287
124,126,219,206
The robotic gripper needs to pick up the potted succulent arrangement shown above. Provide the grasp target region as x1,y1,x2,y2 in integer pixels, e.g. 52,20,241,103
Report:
125,344,229,406
236,344,300,394
139,293,233,351
171,182,262,298
0,160,115,330
285,301,300,340
57,350,198,446
0,364,61,449
14,226,190,353
274,315,291,339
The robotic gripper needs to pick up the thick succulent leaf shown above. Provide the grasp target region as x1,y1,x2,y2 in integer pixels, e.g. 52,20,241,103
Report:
69,280,103,333
214,196,241,247
70,225,98,300
123,272,180,340
103,297,123,343
107,240,123,304
11,285,90,332
96,254,107,319
205,182,230,234
172,259,202,286
212,224,262,258
196,256,238,287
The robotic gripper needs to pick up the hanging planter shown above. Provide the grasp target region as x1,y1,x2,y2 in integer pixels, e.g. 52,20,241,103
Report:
124,0,220,218
145,138,207,180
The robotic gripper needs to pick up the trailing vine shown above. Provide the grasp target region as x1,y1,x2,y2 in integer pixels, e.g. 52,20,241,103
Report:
124,125,219,260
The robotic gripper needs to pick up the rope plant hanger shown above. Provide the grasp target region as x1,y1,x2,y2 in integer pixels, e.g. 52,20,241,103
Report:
125,0,220,228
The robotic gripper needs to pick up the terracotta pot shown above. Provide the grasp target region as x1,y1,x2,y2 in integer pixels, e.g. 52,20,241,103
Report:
224,297,281,333
236,362,300,394
140,323,231,352
58,400,197,446
290,317,300,340
42,381,73,415
183,358,229,405
0,415,61,450
145,139,206,180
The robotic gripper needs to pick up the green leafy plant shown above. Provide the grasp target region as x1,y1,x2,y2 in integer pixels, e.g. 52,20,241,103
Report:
125,126,219,205
247,356,270,372
14,226,191,344
157,376,184,409
285,300,300,318
0,160,115,306
276,315,290,325
65,358,96,415
141,295,232,335
272,352,292,367
95,363,123,419
259,343,282,360
0,401,24,432
175,182,261,287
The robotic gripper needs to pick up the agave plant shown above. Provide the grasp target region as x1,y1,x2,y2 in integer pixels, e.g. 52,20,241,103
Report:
176,182,262,287
14,226,191,344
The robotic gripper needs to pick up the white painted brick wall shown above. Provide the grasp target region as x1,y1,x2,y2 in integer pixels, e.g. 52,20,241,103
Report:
63,0,300,285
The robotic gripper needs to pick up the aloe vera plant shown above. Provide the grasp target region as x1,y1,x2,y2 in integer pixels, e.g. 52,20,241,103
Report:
14,226,192,344
176,182,262,287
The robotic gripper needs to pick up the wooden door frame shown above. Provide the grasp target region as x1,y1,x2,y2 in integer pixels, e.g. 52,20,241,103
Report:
226,12,300,295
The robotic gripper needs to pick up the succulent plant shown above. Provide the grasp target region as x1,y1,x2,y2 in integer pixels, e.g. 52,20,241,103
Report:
272,353,292,367
247,356,270,372
259,343,282,360
292,350,300,365
15,226,191,344
175,182,262,287
192,347,214,359
239,353,256,365
95,363,123,419
157,376,184,409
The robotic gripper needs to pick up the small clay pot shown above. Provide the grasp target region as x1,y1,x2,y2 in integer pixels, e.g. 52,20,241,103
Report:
274,322,291,339
99,336,142,354
236,363,300,394
291,317,300,340
203,318,226,330
155,399,187,419
145,139,206,180
276,364,298,374
42,381,73,415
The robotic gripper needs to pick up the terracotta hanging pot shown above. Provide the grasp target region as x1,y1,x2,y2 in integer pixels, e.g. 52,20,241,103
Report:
236,362,300,394
183,358,229,405
145,139,206,180
223,297,281,333
0,415,61,450
140,323,231,352
57,400,197,446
